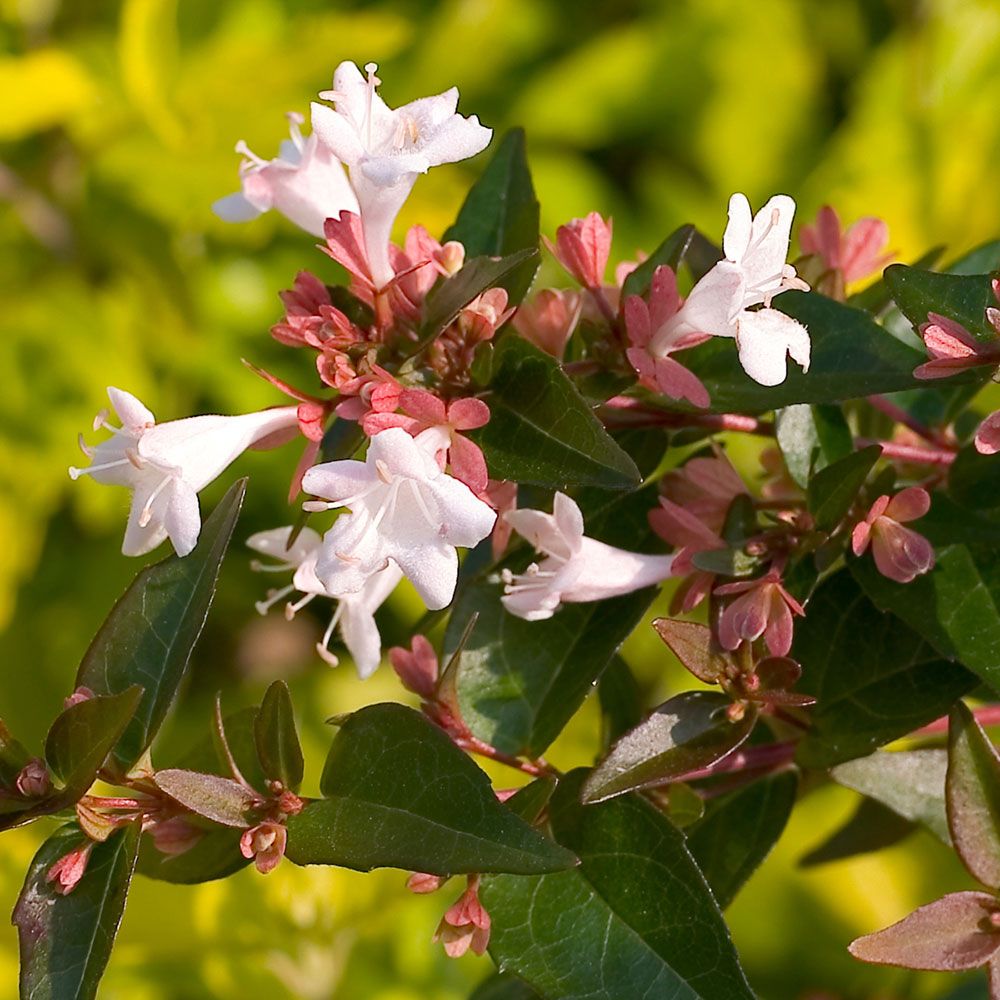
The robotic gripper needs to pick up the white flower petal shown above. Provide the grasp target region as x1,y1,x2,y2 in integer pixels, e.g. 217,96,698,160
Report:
310,101,366,167
424,474,496,549
122,485,170,557
391,540,458,610
339,602,383,679
367,426,440,481
656,262,743,350
212,191,265,223
163,478,201,556
246,525,322,564
107,387,155,434
302,458,373,506
735,307,811,386
314,511,391,595
723,192,753,263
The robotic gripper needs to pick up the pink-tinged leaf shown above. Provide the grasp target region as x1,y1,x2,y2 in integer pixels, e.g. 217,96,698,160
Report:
651,618,731,684
154,769,257,828
948,701,1000,889
848,892,1000,971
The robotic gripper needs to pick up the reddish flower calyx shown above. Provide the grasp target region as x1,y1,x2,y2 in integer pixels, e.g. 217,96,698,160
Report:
240,820,288,874
15,758,51,799
851,487,935,584
46,843,95,896
433,875,491,958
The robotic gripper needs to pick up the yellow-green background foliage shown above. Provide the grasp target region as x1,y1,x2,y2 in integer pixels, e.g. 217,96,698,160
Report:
2,1,999,997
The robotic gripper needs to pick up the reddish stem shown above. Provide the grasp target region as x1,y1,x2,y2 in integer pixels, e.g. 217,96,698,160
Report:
912,705,1000,737
454,736,556,778
667,741,797,784
78,795,148,810
867,395,950,448
601,397,775,436
855,438,956,466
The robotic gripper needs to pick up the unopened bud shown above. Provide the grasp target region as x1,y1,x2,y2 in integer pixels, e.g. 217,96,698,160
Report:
436,241,465,276
64,686,96,709
46,843,94,895
150,816,203,857
407,871,447,894
15,759,51,799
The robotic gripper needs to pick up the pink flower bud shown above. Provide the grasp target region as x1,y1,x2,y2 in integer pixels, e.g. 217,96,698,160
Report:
851,488,935,584
389,635,439,698
46,843,94,895
975,410,1000,455
239,821,287,874
433,876,491,958
15,758,51,798
407,871,447,894
436,241,465,276
552,212,612,288
63,686,95,709
799,205,893,285
715,570,805,657
512,288,582,358
149,817,203,858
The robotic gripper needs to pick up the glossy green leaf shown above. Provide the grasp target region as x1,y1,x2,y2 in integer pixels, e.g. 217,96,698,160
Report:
597,655,645,748
75,479,246,774
686,770,798,907
794,572,975,767
582,692,756,804
14,823,140,1000
470,974,541,1000
504,777,557,825
776,403,853,488
254,681,303,792
318,416,366,464
473,335,641,490
799,798,916,867
45,687,143,802
949,444,1000,510
830,749,949,843
851,544,1000,694
885,264,999,343
443,128,540,305
482,771,755,1000
681,291,940,413
806,445,880,530
947,701,1000,889
153,769,257,828
621,224,695,300
285,704,575,875
417,249,537,347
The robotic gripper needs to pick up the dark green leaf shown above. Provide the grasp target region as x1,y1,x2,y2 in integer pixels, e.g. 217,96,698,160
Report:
691,547,760,577
807,445,880,530
470,973,541,1000
417,250,537,347
284,704,575,875
681,291,941,413
886,264,999,343
776,403,853,488
949,444,1000,510
504,777,557,825
621,224,695,300
254,681,303,792
683,229,724,282
14,823,140,1000
0,718,30,786
473,335,640,490
686,770,798,907
45,688,143,802
482,770,755,1000
153,769,257,828
136,826,248,884
830,749,949,842
443,129,539,305
75,479,246,774
851,544,1000,694
319,416,366,464
846,246,944,314
918,495,1000,547
947,701,1000,889
946,240,1000,275
582,692,756,804
794,572,975,767
799,798,916,867
597,656,645,749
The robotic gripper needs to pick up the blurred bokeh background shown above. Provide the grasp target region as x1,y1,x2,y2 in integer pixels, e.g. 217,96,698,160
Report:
2,0,1000,997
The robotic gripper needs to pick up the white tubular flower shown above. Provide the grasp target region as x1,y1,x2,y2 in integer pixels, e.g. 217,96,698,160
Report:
213,112,359,237
301,427,496,611
650,193,811,387
70,387,299,558
311,61,492,289
501,493,675,621
248,526,402,678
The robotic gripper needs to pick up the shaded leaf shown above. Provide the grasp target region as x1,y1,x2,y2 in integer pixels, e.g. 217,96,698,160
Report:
75,479,246,774
947,240,1000,275
14,823,140,1000
686,769,798,907
318,416,366,464
831,749,949,843
482,770,755,1000
886,264,1000,343
418,250,537,347
473,335,640,490
153,769,257,828
950,444,1000,511
0,718,31,786
582,692,755,804
443,128,539,305
597,655,645,748
800,798,916,867
254,681,303,792
621,224,695,300
776,403,853,489
469,974,541,1000
849,891,1000,971
285,704,575,875
136,826,247,885
794,572,975,767
806,445,880,530
851,543,1000,694
948,702,1000,889
504,777,556,825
